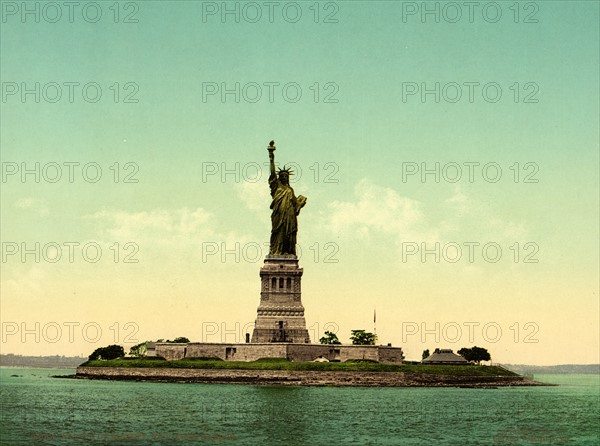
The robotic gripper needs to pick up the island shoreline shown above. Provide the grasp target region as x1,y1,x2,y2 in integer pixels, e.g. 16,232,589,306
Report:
72,366,552,387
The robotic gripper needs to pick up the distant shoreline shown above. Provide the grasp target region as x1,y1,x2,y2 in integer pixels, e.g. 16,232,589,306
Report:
73,366,552,387
2,365,80,370
0,355,86,369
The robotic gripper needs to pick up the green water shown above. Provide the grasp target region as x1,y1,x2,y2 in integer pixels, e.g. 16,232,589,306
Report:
1,368,598,445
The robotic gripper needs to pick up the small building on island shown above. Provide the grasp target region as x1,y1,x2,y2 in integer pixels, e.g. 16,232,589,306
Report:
422,349,469,365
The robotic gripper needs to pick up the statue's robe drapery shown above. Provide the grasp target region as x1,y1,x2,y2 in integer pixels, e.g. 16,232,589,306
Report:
269,173,301,255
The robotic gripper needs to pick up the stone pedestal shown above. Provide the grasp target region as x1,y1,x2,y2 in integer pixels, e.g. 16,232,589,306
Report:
251,255,310,343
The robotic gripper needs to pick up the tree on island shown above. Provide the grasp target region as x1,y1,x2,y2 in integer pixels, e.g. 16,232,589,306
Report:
458,346,491,365
89,344,125,360
422,349,430,360
319,331,341,345
166,337,190,343
350,330,377,345
129,342,149,357
129,337,190,357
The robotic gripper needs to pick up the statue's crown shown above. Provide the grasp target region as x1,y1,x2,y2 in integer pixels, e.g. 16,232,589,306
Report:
278,165,294,176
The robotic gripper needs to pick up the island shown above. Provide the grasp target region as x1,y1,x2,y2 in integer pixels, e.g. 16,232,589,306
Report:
75,141,548,388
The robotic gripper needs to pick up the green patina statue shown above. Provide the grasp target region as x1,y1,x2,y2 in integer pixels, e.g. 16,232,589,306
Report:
267,141,307,256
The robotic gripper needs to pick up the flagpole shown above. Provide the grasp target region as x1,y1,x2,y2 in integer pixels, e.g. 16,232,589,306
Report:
374,306,377,339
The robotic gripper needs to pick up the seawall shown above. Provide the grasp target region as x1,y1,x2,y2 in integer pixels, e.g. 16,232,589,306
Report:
75,366,547,387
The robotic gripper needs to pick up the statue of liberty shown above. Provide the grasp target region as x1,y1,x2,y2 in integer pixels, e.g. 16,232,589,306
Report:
267,141,307,256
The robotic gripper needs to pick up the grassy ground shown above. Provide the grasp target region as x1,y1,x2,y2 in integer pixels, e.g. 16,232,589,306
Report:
80,358,518,376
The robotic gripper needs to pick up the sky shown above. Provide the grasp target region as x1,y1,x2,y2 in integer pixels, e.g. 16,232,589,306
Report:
1,0,598,365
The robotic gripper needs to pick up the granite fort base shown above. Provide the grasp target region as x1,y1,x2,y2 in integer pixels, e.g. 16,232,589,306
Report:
151,342,404,363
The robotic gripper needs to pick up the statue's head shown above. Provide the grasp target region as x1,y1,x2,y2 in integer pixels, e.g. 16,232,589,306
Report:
278,166,293,185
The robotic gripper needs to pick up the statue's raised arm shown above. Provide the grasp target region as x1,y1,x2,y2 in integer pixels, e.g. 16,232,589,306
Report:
266,141,306,257
268,140,276,178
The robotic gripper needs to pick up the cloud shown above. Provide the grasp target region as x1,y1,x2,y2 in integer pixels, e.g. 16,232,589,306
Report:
486,218,528,241
443,184,528,243
326,179,436,242
1,266,48,299
323,179,530,261
84,207,260,263
86,208,214,240
14,198,48,215
235,181,271,214
445,185,469,211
